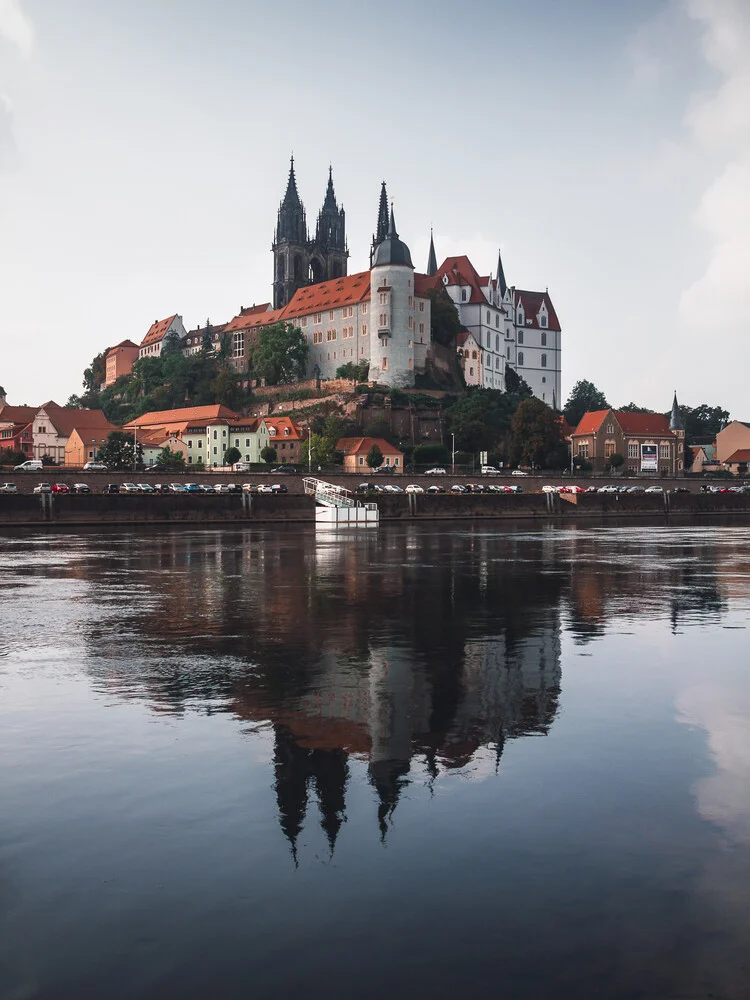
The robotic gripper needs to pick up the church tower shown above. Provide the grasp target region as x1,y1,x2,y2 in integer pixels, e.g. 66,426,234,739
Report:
370,181,390,266
272,157,309,309
310,167,348,283
369,205,416,388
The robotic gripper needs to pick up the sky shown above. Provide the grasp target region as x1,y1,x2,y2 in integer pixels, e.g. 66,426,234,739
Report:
1,0,748,415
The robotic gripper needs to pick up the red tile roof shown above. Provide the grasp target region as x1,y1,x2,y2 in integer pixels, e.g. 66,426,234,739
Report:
724,449,750,464
336,436,404,457
433,256,487,304
224,307,284,333
264,416,303,441
126,405,239,429
239,303,272,316
283,271,371,318
107,340,139,354
141,315,178,348
573,409,675,438
45,408,116,439
515,290,561,332
0,405,40,425
572,410,609,436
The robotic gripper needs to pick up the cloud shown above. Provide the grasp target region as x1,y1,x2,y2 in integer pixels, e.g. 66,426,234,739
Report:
0,0,34,57
678,1,750,346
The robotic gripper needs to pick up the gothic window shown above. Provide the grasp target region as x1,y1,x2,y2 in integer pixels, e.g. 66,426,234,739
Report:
659,444,671,458
541,332,547,346
518,351,524,365
495,357,500,369
486,332,490,348
495,335,500,351
294,256,303,281
540,315,548,328
471,351,477,360
518,331,524,345
361,325,367,336
496,315,500,328
486,311,491,324
541,354,547,367
277,256,285,280
461,289,467,301
628,443,638,458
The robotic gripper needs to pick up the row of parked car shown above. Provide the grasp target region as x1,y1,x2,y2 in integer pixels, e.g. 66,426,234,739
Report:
355,483,524,495
100,483,289,495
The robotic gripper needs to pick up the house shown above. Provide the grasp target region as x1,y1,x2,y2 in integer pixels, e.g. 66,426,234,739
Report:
722,450,750,476
689,444,718,474
715,421,750,464
264,417,303,464
32,403,116,465
138,429,188,467
570,396,685,475
105,340,140,387
65,422,120,466
456,329,483,387
138,315,187,360
124,405,241,467
0,404,38,458
337,436,404,474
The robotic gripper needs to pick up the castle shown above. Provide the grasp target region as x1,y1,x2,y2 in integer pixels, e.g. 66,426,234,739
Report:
147,159,562,402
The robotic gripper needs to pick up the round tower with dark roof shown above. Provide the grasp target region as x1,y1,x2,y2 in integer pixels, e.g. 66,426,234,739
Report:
369,206,416,387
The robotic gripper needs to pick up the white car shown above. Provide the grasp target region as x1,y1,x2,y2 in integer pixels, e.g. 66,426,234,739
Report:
214,484,232,493
598,485,618,493
425,467,446,475
480,466,501,476
383,484,403,493
121,483,140,493
645,486,664,493
0,483,18,493
542,485,558,493
33,483,52,493
83,461,108,471
168,483,185,493
511,469,529,476
137,483,156,493
405,484,424,494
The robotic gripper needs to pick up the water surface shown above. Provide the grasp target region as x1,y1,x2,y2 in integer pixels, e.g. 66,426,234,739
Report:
1,524,749,999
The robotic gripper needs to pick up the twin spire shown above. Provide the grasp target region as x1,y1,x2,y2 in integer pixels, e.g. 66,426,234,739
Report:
275,155,345,251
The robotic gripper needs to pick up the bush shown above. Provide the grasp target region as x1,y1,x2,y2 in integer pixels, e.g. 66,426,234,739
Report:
224,446,241,466
260,446,277,465
0,448,30,466
454,451,472,466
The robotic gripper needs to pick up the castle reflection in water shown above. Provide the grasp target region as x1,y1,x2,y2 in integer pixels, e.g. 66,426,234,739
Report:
78,523,733,859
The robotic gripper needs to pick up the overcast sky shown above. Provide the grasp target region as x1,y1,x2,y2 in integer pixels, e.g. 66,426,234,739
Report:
1,0,748,415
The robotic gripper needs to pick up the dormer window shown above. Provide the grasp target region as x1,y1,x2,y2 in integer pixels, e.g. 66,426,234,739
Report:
517,309,524,325
461,289,467,302
540,315,548,328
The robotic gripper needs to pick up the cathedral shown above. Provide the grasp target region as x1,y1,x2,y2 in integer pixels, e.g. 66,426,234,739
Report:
215,158,562,397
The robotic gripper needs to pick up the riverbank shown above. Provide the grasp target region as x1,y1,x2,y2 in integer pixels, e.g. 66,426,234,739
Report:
2,490,750,527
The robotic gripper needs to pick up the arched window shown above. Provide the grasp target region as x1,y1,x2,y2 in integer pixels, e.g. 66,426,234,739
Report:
486,311,491,324
541,332,547,346
518,351,524,365
461,289,467,302
518,331,524,345
495,315,500,328
486,331,491,348
471,350,477,360
495,334,499,351
541,354,547,367
495,356,500,369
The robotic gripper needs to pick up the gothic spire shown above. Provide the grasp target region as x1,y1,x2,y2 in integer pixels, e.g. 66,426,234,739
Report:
670,391,684,432
274,155,307,245
321,165,338,213
370,181,390,266
496,248,508,296
427,228,437,276
315,165,346,252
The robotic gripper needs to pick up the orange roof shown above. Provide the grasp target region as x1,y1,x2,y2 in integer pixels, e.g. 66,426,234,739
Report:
107,340,139,355
126,405,239,429
45,408,116,438
282,271,371,318
141,315,178,348
615,411,672,436
239,303,272,316
224,307,284,332
724,449,750,464
70,422,120,445
414,272,440,296
0,404,39,425
264,416,303,441
572,410,609,436
336,436,403,457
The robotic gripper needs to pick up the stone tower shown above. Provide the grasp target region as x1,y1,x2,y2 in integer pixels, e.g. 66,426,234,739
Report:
369,206,416,388
310,167,348,283
272,157,309,309
370,181,390,266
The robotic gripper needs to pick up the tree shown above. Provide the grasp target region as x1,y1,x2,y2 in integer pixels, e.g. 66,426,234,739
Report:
510,398,564,468
447,388,516,453
98,430,143,470
83,351,109,395
0,447,30,466
608,452,624,471
248,322,308,385
160,329,182,357
156,446,185,470
619,402,654,413
426,288,462,347
504,367,533,399
211,368,242,410
564,380,609,429
671,403,730,440
260,445,277,464
413,443,450,466
366,443,383,470
336,360,370,382
224,446,241,466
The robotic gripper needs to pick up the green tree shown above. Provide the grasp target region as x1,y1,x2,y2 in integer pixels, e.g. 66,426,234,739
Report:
413,443,450,466
426,288,462,347
260,445,277,464
224,446,241,466
510,398,564,468
672,403,730,440
0,447,30,466
618,402,654,413
83,350,109,395
504,367,533,399
336,360,370,381
608,452,625,471
366,443,384,470
211,368,242,410
248,322,308,385
156,446,185,469
564,380,609,429
447,388,516,453
98,430,143,470
160,330,182,357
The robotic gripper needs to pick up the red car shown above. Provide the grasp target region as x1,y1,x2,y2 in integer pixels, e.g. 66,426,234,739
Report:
51,483,70,494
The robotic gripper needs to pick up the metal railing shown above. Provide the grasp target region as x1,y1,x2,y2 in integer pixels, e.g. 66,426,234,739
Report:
303,477,356,508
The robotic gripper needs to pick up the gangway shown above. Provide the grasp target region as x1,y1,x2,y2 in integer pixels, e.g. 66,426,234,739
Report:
303,477,379,527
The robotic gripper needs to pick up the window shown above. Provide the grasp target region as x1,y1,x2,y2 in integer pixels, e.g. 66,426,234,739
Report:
541,354,547,367
300,316,307,327
313,331,323,344
408,358,413,370
359,456,364,465
628,443,638,459
419,301,424,312
605,442,615,457
486,332,490,348
461,289,467,301
541,332,547,346
486,311,491,324
518,331,524,345
419,322,424,335
326,329,336,341
518,351,524,365
517,309,524,324
542,377,546,384
314,312,322,324
606,424,613,434
495,315,500,328
577,443,589,459
507,347,510,358
245,439,250,447
471,350,477,360
198,440,202,449
213,430,217,440
495,335,499,351
540,315,548,328
329,311,334,321
232,331,244,358
469,367,474,376
362,302,368,314
408,296,413,308
495,357,500,369
234,438,239,447
382,357,388,370
378,292,389,305
660,443,671,459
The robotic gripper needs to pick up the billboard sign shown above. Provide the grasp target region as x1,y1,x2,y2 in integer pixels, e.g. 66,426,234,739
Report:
641,444,658,472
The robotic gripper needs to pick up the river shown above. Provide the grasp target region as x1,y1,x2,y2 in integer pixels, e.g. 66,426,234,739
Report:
1,524,748,999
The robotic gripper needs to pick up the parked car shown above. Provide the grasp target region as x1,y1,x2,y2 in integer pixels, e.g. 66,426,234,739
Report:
15,460,44,472
383,484,403,493
137,483,156,494
82,461,107,471
168,483,185,493
51,483,70,494
234,461,253,472
542,485,558,493
598,485,618,493
671,487,690,493
121,483,141,493
183,483,201,493
480,466,501,476
451,484,468,493
102,484,120,494
226,484,243,494
355,483,375,494
405,484,424,494
0,483,17,493
33,482,52,493
269,483,288,494
273,465,298,474
152,484,171,494
214,484,233,493
427,484,445,494
425,467,446,475
511,469,529,477
645,486,663,494
71,483,90,494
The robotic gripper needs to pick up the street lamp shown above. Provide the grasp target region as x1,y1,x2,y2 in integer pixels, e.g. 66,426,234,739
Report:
451,433,455,474
308,425,312,475
133,424,137,472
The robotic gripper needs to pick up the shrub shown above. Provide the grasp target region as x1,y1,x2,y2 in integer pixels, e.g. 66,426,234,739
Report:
413,443,450,466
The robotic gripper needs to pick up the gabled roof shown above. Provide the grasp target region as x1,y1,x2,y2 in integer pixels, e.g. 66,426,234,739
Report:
70,422,120,445
433,256,487,304
107,340,139,354
456,328,480,348
414,272,440,296
572,410,609,436
573,409,675,438
45,408,116,438
514,290,561,332
224,307,284,333
0,405,39,425
336,436,404,457
724,449,750,464
283,271,371,318
127,405,239,429
264,416,303,441
141,315,178,348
